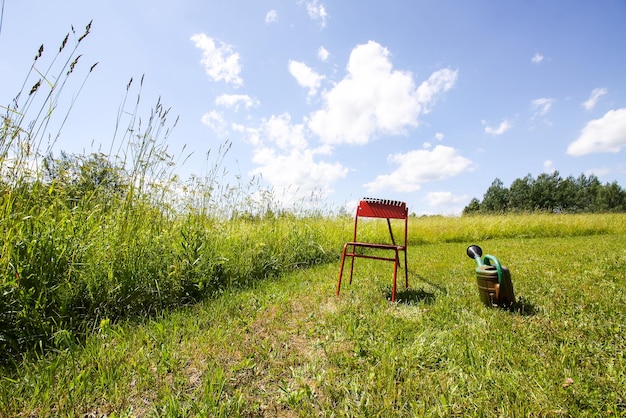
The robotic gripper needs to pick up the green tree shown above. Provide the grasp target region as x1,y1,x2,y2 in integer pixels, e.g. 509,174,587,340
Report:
556,175,579,212
508,174,533,212
481,178,508,213
575,174,602,211
531,171,561,211
462,197,481,215
462,172,626,215
43,152,128,207
596,181,626,212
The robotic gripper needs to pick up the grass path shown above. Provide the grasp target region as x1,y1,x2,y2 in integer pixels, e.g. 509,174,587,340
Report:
2,234,626,416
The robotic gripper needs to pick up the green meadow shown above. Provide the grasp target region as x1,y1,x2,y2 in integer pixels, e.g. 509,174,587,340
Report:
1,214,625,417
2,25,625,416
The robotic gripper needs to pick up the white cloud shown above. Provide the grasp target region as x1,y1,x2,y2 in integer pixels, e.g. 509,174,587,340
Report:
288,60,325,98
424,191,469,207
318,46,330,62
239,111,347,206
435,132,444,141
239,116,304,150
233,123,262,147
543,160,554,173
305,0,328,28
201,110,228,137
215,94,259,111
308,41,458,145
258,113,309,150
190,33,243,87
483,119,511,135
265,9,278,24
249,147,348,204
582,87,608,111
363,145,473,193
531,98,556,119
567,108,626,156
585,167,611,177
531,53,544,64
416,69,458,114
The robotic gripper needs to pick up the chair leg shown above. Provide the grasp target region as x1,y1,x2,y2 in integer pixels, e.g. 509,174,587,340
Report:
337,244,348,295
348,247,356,284
404,249,409,289
391,248,399,302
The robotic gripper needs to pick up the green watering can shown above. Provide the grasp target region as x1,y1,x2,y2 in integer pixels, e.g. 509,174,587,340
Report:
466,245,516,309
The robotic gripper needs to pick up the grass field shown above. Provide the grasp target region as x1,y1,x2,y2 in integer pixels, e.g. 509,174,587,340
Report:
1,214,625,417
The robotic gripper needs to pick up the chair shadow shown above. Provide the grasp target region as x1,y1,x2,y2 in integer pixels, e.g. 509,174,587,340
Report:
387,287,437,305
383,272,441,305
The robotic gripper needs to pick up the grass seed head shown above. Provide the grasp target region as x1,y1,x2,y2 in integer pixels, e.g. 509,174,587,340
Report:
34,44,44,60
29,80,41,96
77,20,92,43
59,33,69,53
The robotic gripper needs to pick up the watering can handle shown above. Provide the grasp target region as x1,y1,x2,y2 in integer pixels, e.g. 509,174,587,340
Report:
483,255,504,286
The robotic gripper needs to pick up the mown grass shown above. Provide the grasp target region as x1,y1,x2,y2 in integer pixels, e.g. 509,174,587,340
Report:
1,214,625,417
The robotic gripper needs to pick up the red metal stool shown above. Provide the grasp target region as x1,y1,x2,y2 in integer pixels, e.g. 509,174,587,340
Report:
336,197,409,302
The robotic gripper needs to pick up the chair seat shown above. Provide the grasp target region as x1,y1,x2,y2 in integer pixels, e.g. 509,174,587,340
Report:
344,242,406,250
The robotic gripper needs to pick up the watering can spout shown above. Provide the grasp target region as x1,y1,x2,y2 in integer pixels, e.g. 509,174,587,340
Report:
466,245,484,266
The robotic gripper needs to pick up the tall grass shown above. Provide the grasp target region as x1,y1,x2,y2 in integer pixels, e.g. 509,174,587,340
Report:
0,24,338,364
407,212,626,244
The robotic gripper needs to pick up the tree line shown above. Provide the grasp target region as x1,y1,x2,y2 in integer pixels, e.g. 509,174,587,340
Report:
463,171,626,215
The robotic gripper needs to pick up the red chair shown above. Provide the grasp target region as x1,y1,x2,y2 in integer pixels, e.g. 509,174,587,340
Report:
336,197,409,302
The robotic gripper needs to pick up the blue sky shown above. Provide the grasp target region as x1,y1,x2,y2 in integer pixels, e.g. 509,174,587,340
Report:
2,1,626,215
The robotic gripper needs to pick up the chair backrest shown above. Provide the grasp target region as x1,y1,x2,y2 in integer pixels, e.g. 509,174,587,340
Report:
353,198,408,246
357,197,407,220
